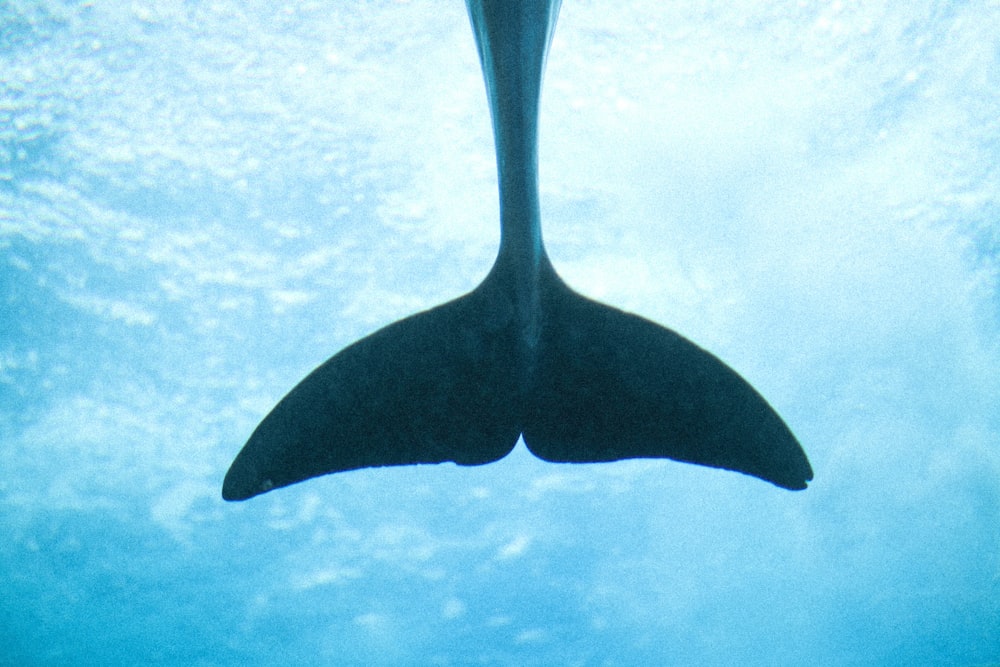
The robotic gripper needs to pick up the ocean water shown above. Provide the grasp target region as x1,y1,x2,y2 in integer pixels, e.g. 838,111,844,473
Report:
2,1,999,664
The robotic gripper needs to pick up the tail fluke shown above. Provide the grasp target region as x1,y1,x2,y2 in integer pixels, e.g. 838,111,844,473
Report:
224,269,811,500
523,275,812,490
222,284,523,501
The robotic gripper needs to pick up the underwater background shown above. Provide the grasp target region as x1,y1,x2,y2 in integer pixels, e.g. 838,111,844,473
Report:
2,0,998,664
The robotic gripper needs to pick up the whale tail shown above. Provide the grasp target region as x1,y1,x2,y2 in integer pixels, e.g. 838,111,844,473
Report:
222,272,811,501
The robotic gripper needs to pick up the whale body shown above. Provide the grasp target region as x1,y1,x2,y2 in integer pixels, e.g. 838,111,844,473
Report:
222,0,813,501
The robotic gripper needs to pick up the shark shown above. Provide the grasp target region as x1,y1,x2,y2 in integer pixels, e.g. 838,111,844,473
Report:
222,0,813,501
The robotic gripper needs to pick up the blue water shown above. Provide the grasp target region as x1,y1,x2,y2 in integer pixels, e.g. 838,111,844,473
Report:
2,1,999,664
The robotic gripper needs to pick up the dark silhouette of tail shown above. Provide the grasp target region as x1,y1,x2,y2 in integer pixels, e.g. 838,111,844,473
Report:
223,268,811,500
